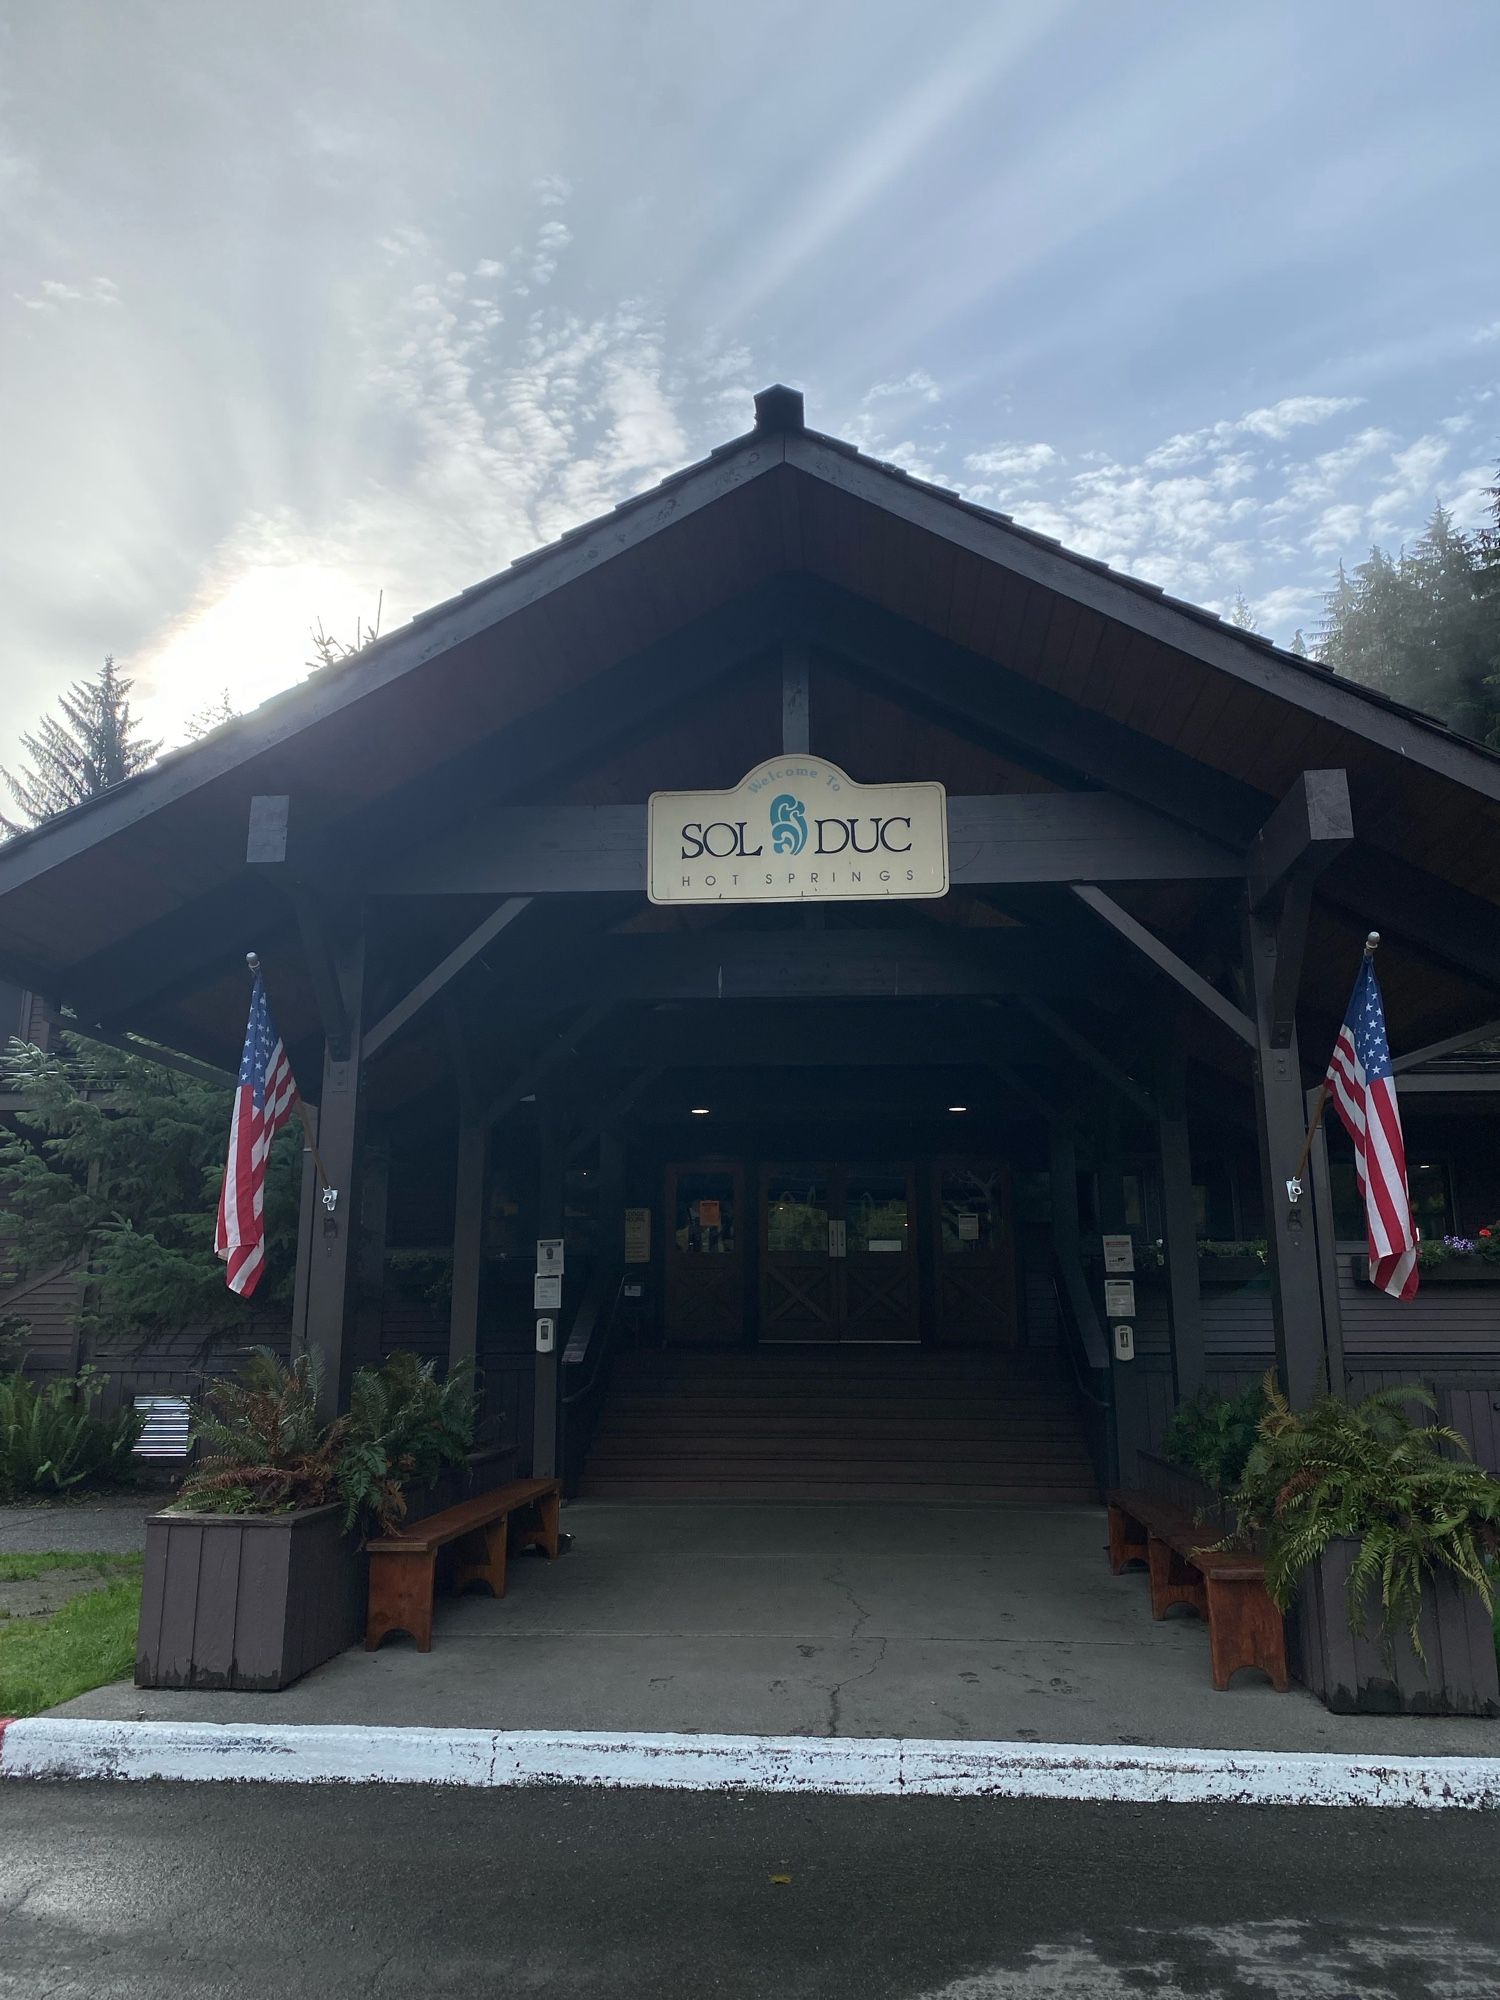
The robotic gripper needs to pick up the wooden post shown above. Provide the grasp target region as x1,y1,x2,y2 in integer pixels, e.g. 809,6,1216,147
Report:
448,1117,486,1377
351,1135,390,1377
1306,1083,1346,1395
1155,1049,1204,1401
1244,907,1328,1407
301,926,365,1417
289,1104,320,1360
531,1098,566,1478
599,1130,626,1266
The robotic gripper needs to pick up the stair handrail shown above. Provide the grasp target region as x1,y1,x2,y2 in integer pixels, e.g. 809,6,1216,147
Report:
560,1262,628,1408
1050,1250,1117,1492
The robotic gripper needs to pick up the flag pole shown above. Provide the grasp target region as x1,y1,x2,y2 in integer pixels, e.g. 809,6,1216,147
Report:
1287,930,1379,1198
245,951,332,1193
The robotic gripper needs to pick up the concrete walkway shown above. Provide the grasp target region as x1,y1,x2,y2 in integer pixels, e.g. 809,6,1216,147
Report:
50,1500,1500,1755
0,1492,160,1555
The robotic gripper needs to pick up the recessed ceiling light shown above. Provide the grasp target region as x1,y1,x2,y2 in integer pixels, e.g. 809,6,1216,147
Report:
690,1106,711,1116
948,1105,968,1113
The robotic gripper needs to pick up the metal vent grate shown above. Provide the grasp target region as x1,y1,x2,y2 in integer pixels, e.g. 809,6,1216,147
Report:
132,1395,192,1460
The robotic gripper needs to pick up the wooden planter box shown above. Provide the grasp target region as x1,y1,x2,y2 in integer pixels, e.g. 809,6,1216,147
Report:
1136,1452,1240,1539
1354,1255,1500,1286
136,1503,361,1692
404,1445,518,1525
1291,1538,1500,1718
135,1448,517,1693
1196,1257,1267,1285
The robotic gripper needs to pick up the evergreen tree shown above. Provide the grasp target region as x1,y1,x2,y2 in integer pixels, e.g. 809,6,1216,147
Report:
0,1033,301,1341
1316,511,1500,741
1289,629,1310,658
1228,593,1258,631
1,657,161,836
183,688,238,741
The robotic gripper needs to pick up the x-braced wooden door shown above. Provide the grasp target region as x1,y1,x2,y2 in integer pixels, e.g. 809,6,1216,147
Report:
759,1162,918,1343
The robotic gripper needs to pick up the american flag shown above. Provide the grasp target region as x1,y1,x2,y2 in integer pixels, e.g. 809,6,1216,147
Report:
215,975,300,1297
1323,956,1418,1301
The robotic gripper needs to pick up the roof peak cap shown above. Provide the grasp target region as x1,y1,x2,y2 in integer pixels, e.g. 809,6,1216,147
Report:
753,383,805,433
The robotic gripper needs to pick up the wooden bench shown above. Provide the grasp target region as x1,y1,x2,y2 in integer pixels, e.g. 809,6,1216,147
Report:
366,1477,562,1653
1107,1488,1288,1692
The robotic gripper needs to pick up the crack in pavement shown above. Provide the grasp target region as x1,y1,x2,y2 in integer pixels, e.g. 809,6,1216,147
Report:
825,1635,890,1737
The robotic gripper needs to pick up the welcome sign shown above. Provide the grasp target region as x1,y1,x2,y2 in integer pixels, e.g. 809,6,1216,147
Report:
648,758,948,905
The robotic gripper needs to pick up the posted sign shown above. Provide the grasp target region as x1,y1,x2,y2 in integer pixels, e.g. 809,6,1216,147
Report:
648,758,948,906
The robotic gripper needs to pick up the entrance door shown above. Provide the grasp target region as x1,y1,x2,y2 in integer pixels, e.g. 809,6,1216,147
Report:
665,1163,744,1345
760,1162,918,1342
932,1161,1017,1345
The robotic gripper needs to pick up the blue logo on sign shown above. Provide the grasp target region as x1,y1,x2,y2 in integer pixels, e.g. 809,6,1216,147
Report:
769,793,807,856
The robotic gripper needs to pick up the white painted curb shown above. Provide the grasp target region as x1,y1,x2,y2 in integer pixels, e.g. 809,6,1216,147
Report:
3,1718,1499,1807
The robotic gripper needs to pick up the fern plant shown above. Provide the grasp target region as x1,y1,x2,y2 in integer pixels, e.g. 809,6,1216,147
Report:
0,1367,144,1498
175,1347,478,1533
176,1348,345,1517
1161,1382,1268,1491
340,1353,477,1533
1233,1376,1500,1656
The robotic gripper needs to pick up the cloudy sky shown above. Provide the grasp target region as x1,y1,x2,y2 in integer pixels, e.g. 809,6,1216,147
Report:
2,1,1497,761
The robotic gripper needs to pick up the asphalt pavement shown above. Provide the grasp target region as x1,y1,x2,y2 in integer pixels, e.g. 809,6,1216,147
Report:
3,1781,1498,1998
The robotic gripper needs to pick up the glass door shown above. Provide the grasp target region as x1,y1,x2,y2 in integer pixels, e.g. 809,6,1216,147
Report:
760,1163,919,1342
842,1163,919,1343
932,1162,1016,1345
760,1164,837,1341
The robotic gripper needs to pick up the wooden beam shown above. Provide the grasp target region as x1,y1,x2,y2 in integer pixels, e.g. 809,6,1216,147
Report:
1248,772,1354,1050
1393,1070,1500,1094
1266,873,1314,1051
1019,1000,1154,1118
480,999,614,1130
1244,907,1329,1408
1247,770,1352,911
0,436,784,902
981,1058,1057,1124
64,1024,238,1090
1155,1046,1203,1401
1070,886,1256,1047
448,1117,485,1377
374,792,1243,896
570,927,1110,1007
532,1097,565,1478
797,577,1267,848
1391,1016,1500,1074
565,1068,661,1165
291,889,351,1063
363,898,532,1062
300,927,366,1415
786,437,1500,807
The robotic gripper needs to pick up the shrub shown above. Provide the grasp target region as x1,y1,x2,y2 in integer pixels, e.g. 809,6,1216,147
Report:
1161,1381,1269,1492
175,1347,478,1533
175,1349,344,1517
1233,1376,1500,1654
0,1368,143,1499
341,1353,477,1533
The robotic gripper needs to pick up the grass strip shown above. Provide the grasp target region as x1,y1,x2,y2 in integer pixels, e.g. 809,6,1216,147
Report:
0,1559,143,1717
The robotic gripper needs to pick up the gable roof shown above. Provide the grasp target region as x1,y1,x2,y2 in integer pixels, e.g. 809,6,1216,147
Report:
0,385,1497,1063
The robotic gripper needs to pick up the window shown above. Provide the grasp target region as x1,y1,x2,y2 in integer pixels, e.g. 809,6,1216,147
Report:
675,1170,737,1254
1331,1156,1452,1241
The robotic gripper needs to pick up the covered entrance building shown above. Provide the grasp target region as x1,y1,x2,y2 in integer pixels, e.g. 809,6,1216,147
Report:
4,385,1500,1512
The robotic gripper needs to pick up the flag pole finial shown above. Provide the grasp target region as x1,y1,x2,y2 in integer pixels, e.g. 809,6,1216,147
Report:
1364,931,1380,955
245,951,261,977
